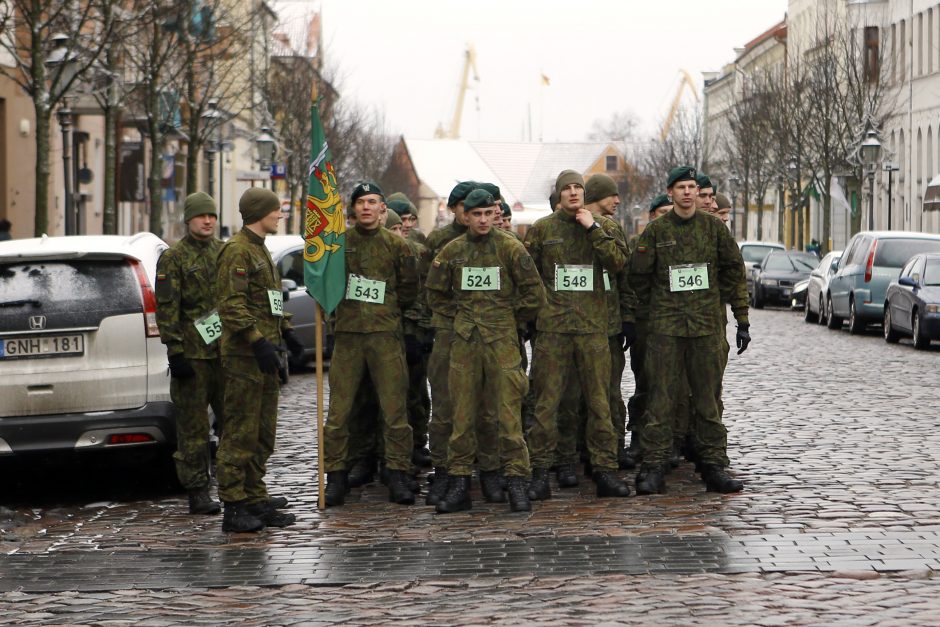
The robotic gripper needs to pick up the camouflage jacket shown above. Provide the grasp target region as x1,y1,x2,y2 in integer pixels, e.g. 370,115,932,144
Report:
603,221,635,336
216,227,291,356
407,228,429,247
402,236,432,335
333,224,418,334
627,209,748,337
426,229,545,343
155,234,223,359
424,220,468,330
524,209,631,334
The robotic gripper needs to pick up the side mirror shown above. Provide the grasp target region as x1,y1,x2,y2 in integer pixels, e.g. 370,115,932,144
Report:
281,278,297,303
898,276,917,288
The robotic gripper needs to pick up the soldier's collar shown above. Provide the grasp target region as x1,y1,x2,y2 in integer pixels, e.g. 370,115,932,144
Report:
355,223,382,236
466,229,491,243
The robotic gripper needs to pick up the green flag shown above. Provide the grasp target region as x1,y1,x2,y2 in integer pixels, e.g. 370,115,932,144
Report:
303,104,346,315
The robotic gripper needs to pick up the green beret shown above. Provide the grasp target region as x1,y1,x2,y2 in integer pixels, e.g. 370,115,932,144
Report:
666,166,697,188
183,191,217,222
239,187,279,225
464,189,497,212
384,209,402,228
386,192,418,217
695,173,713,190
715,192,731,209
649,194,672,213
447,181,477,207
350,181,384,205
584,174,618,204
555,169,584,194
500,201,511,217
479,182,501,200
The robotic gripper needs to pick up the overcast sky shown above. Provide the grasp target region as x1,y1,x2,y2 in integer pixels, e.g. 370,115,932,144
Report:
273,0,788,143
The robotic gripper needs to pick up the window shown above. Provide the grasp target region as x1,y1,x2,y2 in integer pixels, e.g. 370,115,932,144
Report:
875,238,940,267
865,26,880,83
917,13,923,76
900,256,918,278
929,9,934,74
278,250,306,286
605,155,617,171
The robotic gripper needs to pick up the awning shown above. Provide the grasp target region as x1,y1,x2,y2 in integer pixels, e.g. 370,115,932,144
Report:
924,174,940,211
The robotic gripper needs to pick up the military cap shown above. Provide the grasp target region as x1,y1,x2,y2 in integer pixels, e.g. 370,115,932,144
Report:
555,169,584,194
350,181,384,205
447,181,478,207
695,172,713,190
463,189,497,212
500,201,511,217
584,174,619,204
715,192,732,210
478,182,501,200
183,191,217,222
239,187,279,225
386,191,418,217
666,165,697,188
649,194,672,213
384,209,402,228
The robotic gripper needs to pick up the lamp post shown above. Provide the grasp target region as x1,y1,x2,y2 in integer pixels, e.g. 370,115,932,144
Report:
728,171,740,238
56,103,75,236
201,99,222,199
255,125,276,189
883,162,900,230
45,33,80,235
860,129,882,231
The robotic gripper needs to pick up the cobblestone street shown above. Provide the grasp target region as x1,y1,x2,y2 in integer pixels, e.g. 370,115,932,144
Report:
3,307,940,624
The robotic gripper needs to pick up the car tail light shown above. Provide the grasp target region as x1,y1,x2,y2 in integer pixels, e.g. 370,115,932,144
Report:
864,240,877,283
108,433,155,445
130,259,160,337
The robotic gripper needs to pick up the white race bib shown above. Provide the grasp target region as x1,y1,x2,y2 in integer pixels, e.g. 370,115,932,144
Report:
461,266,500,291
194,310,222,345
669,263,709,292
346,274,386,304
267,289,284,316
554,265,594,291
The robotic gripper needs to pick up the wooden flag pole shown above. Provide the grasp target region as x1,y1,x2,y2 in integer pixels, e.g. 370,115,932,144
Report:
315,303,326,509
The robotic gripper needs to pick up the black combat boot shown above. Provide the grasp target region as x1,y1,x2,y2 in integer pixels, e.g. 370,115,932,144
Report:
412,446,432,468
426,467,449,506
188,488,221,515
325,471,349,507
635,465,666,495
480,470,506,503
701,464,744,493
668,441,682,470
593,471,631,497
527,467,551,501
378,460,389,486
618,436,636,470
556,463,579,488
387,469,416,505
246,501,296,527
507,477,531,512
347,457,376,488
221,500,265,533
436,475,472,513
264,496,289,509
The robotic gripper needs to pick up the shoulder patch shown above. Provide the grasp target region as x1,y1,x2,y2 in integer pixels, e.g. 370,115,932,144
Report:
637,246,647,253
234,267,247,276
156,273,167,281
520,254,534,271
432,260,441,268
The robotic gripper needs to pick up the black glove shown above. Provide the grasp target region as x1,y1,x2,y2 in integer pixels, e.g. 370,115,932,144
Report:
620,322,637,351
736,324,751,355
404,334,422,364
282,328,304,360
168,353,195,379
251,338,284,375
421,330,436,354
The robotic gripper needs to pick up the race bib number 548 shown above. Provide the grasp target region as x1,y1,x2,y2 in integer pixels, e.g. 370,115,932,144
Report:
555,265,594,291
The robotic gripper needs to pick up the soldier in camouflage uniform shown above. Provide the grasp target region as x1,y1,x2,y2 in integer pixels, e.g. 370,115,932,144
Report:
627,166,750,495
323,182,419,507
215,188,303,533
155,192,225,515
426,190,546,513
524,170,634,500
387,191,428,247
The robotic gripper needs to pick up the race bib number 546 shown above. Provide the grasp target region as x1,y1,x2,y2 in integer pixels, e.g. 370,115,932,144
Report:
669,263,709,292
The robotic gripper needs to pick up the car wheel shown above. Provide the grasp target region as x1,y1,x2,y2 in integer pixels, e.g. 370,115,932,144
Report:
752,286,764,309
826,295,843,330
847,298,865,335
817,295,827,326
913,310,931,350
804,294,817,323
884,305,900,343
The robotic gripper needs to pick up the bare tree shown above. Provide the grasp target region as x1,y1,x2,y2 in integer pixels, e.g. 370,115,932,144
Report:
643,104,705,182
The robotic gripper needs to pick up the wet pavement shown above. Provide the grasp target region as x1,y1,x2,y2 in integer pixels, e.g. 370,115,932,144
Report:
2,307,940,623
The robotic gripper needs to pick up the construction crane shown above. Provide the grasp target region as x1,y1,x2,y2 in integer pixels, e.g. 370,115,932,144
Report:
660,69,700,142
435,44,479,139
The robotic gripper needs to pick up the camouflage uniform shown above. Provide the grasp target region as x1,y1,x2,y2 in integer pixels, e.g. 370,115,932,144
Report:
426,228,545,477
215,227,291,504
524,210,631,471
408,228,429,247
322,224,418,473
402,237,432,454
626,210,748,468
155,234,224,491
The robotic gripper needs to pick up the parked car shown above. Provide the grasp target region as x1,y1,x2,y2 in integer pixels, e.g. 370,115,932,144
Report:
791,278,809,310
0,234,175,466
750,250,818,308
803,250,843,324
884,252,940,349
739,241,786,298
264,235,332,368
826,231,940,333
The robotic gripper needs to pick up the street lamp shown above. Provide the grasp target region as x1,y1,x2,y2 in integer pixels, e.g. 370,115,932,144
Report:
45,33,80,235
883,162,900,230
255,125,276,189
860,130,882,230
200,99,222,199
728,171,740,237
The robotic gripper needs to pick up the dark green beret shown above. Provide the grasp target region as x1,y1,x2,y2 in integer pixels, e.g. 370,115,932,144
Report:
695,173,713,190
666,166,697,188
649,194,672,213
350,181,384,205
384,209,402,228
500,201,511,217
447,181,477,207
715,192,731,209
464,189,497,211
386,192,417,217
584,174,618,204
183,191,217,222
479,182,501,200
239,187,279,225
555,169,584,194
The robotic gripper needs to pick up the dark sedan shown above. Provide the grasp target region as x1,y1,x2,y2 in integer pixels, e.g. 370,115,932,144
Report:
751,251,819,308
884,253,940,349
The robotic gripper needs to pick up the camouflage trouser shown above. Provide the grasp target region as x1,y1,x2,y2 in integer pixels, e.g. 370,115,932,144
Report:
639,333,729,468
170,356,224,490
427,328,498,470
449,331,530,477
678,332,730,456
216,355,279,504
407,350,431,450
528,331,618,471
346,372,381,464
323,332,412,473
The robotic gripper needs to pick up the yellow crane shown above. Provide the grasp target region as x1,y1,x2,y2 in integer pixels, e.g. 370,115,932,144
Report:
660,69,700,142
435,44,479,139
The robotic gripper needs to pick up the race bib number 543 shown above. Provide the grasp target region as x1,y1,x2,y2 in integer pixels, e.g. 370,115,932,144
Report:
347,275,386,304
669,263,709,292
